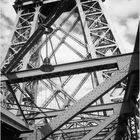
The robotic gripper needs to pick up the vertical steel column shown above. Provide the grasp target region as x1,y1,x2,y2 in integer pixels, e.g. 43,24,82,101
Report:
75,0,123,117
1,1,138,140
22,6,41,70
76,0,122,84
128,116,138,139
2,6,40,72
18,6,41,112
76,0,105,106
1,2,42,116
76,0,96,57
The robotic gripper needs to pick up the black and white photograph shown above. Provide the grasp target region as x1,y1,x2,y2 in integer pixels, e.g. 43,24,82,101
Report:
0,0,139,139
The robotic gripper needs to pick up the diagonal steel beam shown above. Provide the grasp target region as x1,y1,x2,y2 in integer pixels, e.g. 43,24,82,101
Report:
79,101,133,140
47,79,76,103
104,128,117,140
1,53,137,83
35,52,138,140
1,0,73,73
6,82,28,124
1,107,30,132
25,102,125,120
80,114,118,140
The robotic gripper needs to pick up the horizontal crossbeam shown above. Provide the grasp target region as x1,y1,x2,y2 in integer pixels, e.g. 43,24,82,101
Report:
80,102,132,140
80,113,118,140
24,102,125,120
1,53,137,83
35,52,138,140
15,0,61,6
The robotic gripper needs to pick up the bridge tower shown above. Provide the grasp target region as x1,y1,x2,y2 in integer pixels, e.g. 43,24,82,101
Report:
1,0,139,140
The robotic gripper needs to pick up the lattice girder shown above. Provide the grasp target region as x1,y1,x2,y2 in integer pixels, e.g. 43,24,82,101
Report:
1,0,139,140
1,6,42,72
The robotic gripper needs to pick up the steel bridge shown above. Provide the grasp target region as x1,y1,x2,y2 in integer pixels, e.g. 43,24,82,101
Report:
0,0,139,140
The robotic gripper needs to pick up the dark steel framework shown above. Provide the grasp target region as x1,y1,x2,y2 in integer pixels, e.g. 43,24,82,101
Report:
0,0,139,140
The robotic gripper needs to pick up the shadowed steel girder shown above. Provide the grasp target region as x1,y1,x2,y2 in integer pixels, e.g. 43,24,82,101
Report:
19,102,130,139
1,0,73,74
24,102,128,120
26,51,138,140
104,128,117,140
25,103,122,119
1,107,30,132
80,112,123,140
1,0,139,139
46,101,132,135
1,53,138,84
14,0,61,8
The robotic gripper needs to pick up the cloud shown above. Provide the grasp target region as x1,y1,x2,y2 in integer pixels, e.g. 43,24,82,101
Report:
0,0,16,65
1,0,139,65
103,0,139,53
0,0,8,4
1,0,16,21
104,0,139,19
126,18,139,35
125,18,139,44
1,13,14,29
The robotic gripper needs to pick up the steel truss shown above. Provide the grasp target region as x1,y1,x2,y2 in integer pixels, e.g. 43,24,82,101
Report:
0,0,139,140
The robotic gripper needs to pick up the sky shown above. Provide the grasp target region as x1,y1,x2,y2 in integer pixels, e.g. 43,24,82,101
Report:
104,0,139,52
0,0,139,65
0,0,139,96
